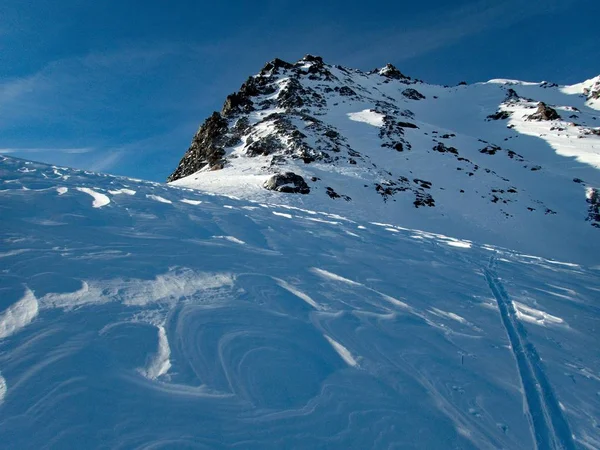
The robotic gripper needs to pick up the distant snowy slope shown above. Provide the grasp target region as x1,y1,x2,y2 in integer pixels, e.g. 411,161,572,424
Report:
1,156,599,449
168,56,600,264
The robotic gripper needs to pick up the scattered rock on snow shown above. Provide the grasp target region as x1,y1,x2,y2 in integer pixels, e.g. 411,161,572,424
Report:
263,172,310,194
402,88,426,100
527,102,561,121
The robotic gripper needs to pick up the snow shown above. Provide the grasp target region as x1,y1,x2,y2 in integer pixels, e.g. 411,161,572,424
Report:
75,187,110,207
324,335,358,367
0,289,39,339
0,155,599,448
139,325,172,380
146,194,172,204
180,198,202,205
108,188,136,195
274,278,322,310
514,302,566,327
347,109,385,127
311,267,361,286
272,211,292,218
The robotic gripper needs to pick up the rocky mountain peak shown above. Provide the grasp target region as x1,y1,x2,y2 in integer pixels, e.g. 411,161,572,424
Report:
167,57,600,245
377,63,410,81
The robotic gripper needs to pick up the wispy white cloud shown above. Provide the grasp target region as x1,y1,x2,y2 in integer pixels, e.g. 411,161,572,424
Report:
0,147,94,154
336,0,578,67
88,151,125,172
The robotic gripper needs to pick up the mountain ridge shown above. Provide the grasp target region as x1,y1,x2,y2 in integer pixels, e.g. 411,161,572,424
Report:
167,55,600,263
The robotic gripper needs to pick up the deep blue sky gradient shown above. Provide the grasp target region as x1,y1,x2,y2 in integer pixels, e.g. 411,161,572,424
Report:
1,0,599,180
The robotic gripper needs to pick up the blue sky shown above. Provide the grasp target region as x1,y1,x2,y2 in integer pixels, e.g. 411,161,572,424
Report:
1,0,599,181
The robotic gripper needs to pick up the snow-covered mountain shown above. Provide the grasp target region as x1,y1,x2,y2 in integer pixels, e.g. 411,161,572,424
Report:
1,155,599,449
168,56,600,264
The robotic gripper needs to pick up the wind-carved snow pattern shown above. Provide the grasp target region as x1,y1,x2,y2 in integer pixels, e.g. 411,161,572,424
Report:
139,325,172,380
75,187,110,207
0,372,6,404
0,289,39,339
146,194,172,204
0,156,599,449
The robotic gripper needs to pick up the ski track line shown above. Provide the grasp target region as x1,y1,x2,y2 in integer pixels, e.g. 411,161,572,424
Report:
484,255,575,450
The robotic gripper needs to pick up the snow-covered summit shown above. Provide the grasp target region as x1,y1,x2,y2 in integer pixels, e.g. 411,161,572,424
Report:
168,56,600,263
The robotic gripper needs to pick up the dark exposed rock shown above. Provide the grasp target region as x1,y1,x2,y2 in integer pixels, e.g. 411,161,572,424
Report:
527,102,561,121
486,111,512,121
586,83,600,100
246,136,283,157
326,187,351,201
540,81,558,89
586,188,600,228
397,121,419,129
222,92,254,117
479,145,501,155
263,172,310,194
414,192,435,208
458,81,467,86
301,54,323,64
506,149,524,161
378,64,410,81
402,88,426,100
336,86,357,97
580,127,600,137
167,112,230,182
504,88,521,103
433,142,458,155
260,58,294,76
413,179,432,189
222,76,279,116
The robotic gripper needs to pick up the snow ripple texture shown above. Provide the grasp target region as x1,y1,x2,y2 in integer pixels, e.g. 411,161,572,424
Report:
0,157,599,449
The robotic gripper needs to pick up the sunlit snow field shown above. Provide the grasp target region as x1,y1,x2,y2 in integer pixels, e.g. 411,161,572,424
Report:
0,156,599,449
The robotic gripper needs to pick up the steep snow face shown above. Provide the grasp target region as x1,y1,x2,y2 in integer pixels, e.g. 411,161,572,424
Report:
1,156,599,449
168,56,600,264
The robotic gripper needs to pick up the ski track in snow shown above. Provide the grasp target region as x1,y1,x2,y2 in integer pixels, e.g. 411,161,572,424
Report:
484,256,575,450
75,187,110,208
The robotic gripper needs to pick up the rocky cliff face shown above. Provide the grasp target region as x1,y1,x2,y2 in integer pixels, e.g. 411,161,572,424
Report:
167,55,600,252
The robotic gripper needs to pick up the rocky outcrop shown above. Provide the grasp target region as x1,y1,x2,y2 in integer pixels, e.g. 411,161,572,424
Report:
527,102,561,121
583,80,600,100
402,88,426,100
504,88,521,103
586,188,600,228
486,111,512,121
378,64,410,81
167,113,231,182
263,172,310,194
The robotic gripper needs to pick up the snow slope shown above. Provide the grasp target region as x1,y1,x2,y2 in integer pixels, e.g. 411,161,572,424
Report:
169,56,600,265
1,156,599,449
